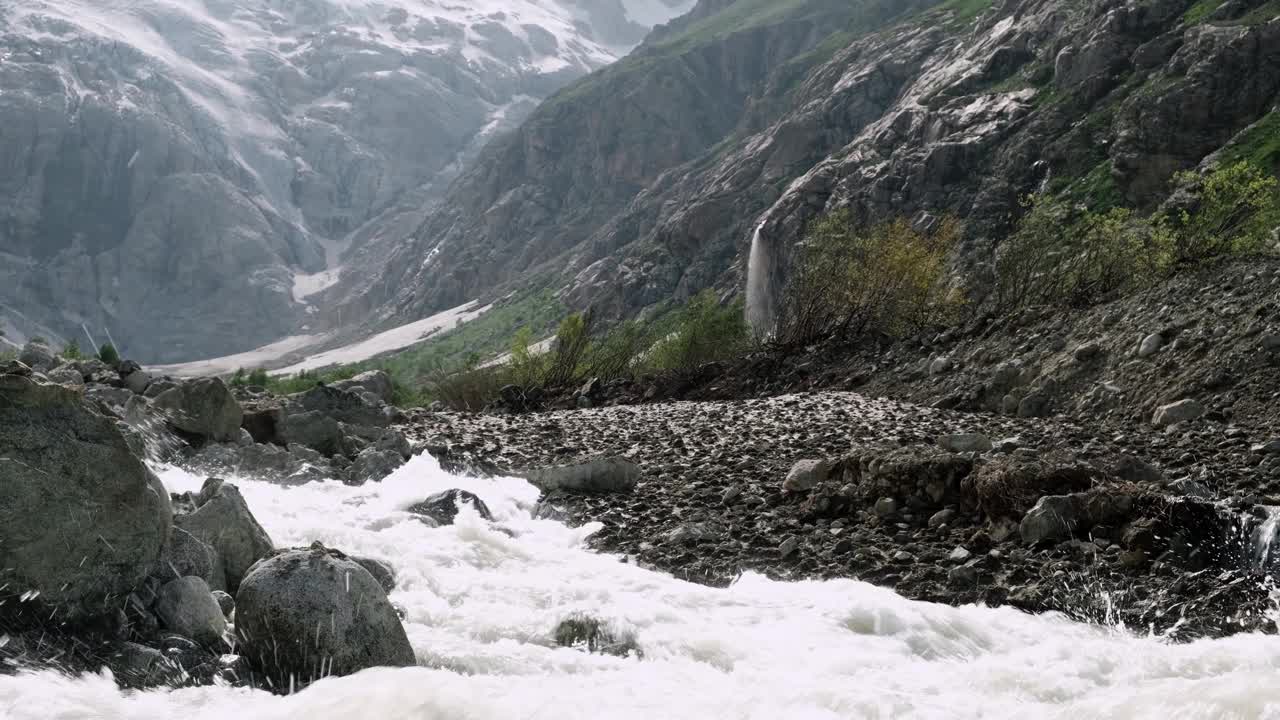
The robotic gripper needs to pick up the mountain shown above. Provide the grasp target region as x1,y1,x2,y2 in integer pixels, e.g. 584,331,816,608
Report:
0,0,693,362
347,0,1280,338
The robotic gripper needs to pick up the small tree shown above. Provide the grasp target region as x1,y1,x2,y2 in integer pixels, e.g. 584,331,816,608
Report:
647,291,750,372
1167,161,1279,266
62,339,83,360
98,342,120,366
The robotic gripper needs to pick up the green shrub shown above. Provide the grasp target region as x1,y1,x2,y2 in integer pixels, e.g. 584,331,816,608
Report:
778,212,961,346
585,320,649,381
543,313,592,388
647,290,751,372
97,342,120,366
1166,161,1279,266
61,339,83,360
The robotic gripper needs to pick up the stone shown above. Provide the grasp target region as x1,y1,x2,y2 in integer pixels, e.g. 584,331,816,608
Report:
779,536,800,558
408,489,494,525
235,544,415,687
1111,455,1164,484
553,613,640,658
928,508,958,528
348,447,405,484
2,359,32,376
520,456,641,494
1019,495,1085,545
352,557,397,594
1073,343,1102,362
155,576,227,646
721,485,744,506
1137,333,1164,358
1016,392,1050,418
1152,399,1206,427
330,371,395,404
929,356,952,375
949,546,972,562
1251,440,1280,455
277,410,345,457
45,364,85,387
174,480,274,592
290,384,389,428
212,590,235,619
1167,478,1214,499
153,378,243,442
664,522,722,545
783,458,832,493
1261,334,1280,353
123,370,153,395
17,341,55,370
947,564,979,586
109,642,180,689
157,527,225,592
892,550,914,562
938,433,993,453
376,428,413,460
0,374,172,622
874,497,899,517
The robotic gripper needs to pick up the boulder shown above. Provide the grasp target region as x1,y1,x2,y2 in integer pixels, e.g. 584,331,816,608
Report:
1019,495,1085,544
123,370,153,395
0,375,172,622
376,428,413,460
1137,333,1164,358
348,447,405,484
157,526,225,592
1152,399,1206,427
235,544,416,687
330,371,395,404
175,479,273,592
155,576,227,646
277,410,345,457
108,642,181,689
241,405,283,444
520,456,641,494
408,489,494,525
351,556,397,594
17,341,55,370
289,384,389,428
45,364,85,387
782,459,832,493
938,433,993,453
153,378,243,442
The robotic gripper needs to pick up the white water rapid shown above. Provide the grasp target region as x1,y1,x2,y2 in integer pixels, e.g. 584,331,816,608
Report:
4,454,1280,719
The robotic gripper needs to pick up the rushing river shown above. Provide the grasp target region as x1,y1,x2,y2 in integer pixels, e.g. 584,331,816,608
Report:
3,453,1280,719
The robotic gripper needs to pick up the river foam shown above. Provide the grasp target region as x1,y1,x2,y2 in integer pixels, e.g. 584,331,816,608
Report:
3,453,1280,719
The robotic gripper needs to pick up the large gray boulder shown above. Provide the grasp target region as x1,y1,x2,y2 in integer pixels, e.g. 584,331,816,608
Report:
331,371,395,404
235,544,416,687
409,489,494,525
277,410,346,457
175,479,273,592
154,378,243,442
520,457,641,494
1152,399,1206,427
157,526,225,592
782,459,832,493
0,374,172,621
155,576,227,646
1019,495,1085,545
288,384,390,428
17,341,55,371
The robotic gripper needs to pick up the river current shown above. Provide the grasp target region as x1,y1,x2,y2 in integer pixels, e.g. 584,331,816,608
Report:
3,453,1280,719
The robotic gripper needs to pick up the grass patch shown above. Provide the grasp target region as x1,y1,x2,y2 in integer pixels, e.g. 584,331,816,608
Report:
1184,0,1224,24
1220,111,1280,172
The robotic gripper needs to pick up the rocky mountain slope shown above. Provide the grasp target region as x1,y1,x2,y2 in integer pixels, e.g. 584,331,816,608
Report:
0,0,691,362
349,0,1280,336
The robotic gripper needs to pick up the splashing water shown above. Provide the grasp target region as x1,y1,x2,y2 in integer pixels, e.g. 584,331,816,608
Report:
4,454,1280,719
1252,506,1280,572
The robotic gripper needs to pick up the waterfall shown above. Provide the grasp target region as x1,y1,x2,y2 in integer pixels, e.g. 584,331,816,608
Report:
744,219,775,337
1251,506,1280,571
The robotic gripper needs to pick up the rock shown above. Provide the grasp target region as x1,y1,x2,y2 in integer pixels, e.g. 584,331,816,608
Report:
1111,455,1164,484
122,368,153,395
1137,333,1164,358
289,384,389,428
1152,399,1206,427
157,527,225,592
938,433,993,453
240,405,283,444
553,613,640,658
721,485,744,505
664,522,722,545
1261,334,1280,353
349,447,405,484
1251,440,1280,455
2,359,32,376
174,480,273,592
18,341,55,370
778,535,800,558
1019,495,1085,545
212,590,235,619
874,497,899,517
947,564,979,587
235,544,415,687
376,428,413,460
928,508,958,528
153,378,243,442
929,356,952,375
277,410,345,457
352,557,397,594
892,550,914,562
0,374,172,622
949,546,973,562
520,456,641,494
783,458,832,493
409,489,494,525
330,371,395,404
46,364,85,387
964,452,1097,518
1073,342,1102,362
1016,392,1050,418
109,642,180,689
155,576,227,646
1167,478,1214,499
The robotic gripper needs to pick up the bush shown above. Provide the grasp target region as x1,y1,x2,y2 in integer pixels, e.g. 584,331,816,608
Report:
229,367,271,388
97,342,120,366
585,321,649,381
646,290,751,373
778,212,961,346
61,339,83,360
1167,161,1279,266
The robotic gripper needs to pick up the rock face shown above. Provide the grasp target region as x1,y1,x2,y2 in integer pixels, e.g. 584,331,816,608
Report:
154,378,243,442
0,374,172,621
174,479,274,592
235,544,416,687
0,0,690,361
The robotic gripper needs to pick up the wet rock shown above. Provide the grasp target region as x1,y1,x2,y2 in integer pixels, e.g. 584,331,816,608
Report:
779,536,800,558
1111,455,1164,484
235,544,415,688
348,447,405,484
157,527,225,592
938,433,993,453
783,458,832,493
408,489,494,525
155,576,226,646
1019,495,1085,545
212,590,234,619
1152,399,1205,427
1137,333,1164,358
153,378,243,442
874,497,899,517
0,374,172,622
376,428,413,460
521,456,640,494
929,508,958,528
276,410,345,457
290,384,389,428
174,480,273,592
553,613,640,658
664,522,722,545
109,642,181,689
352,557,397,594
